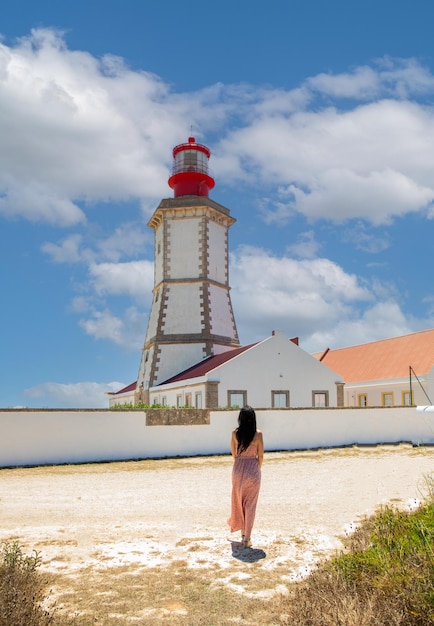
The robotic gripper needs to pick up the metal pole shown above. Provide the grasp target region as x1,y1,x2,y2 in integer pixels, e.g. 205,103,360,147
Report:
409,365,413,406
410,365,433,406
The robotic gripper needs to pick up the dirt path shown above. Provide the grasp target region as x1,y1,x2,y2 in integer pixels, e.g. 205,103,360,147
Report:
0,445,433,580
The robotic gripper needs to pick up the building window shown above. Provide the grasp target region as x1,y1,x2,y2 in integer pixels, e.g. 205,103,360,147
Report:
195,392,202,409
358,394,368,407
157,242,161,254
402,391,412,406
185,393,192,407
313,391,329,408
382,392,394,407
176,394,183,407
228,390,246,408
272,390,289,408
161,396,167,406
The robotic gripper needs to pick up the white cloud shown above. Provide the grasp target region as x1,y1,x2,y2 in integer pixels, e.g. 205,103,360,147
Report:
422,295,434,317
79,306,147,349
70,296,91,314
228,246,430,352
42,234,91,263
342,222,390,254
43,222,152,265
230,246,371,344
288,168,433,225
307,301,415,351
41,235,153,356
376,57,434,98
286,230,321,259
23,380,124,408
1,31,434,231
96,224,151,262
42,225,152,265
88,260,154,300
217,92,434,225
306,58,434,100
307,66,380,99
0,183,86,225
0,29,176,224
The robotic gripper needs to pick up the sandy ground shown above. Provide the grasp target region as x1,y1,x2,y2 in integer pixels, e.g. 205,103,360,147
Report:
0,444,433,582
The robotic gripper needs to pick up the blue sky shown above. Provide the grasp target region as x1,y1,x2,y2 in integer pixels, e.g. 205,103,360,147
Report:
2,0,434,408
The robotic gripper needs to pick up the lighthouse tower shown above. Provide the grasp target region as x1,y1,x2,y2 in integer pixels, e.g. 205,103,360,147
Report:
136,137,240,403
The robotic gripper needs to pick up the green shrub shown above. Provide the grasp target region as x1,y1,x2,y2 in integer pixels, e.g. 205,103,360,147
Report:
333,501,434,623
276,480,434,625
112,402,177,409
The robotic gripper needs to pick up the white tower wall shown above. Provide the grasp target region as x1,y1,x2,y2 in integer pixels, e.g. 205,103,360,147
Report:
169,219,201,278
209,284,237,337
136,196,239,397
154,226,164,286
163,284,203,333
208,220,227,284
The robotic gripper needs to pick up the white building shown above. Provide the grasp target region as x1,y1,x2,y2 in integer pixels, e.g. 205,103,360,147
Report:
109,331,344,409
314,328,434,407
148,330,344,409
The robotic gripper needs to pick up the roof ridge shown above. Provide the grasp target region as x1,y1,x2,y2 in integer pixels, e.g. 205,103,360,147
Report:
159,342,258,385
326,328,434,352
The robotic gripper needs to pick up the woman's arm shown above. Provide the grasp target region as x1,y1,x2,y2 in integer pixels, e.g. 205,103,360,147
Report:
256,431,264,468
230,430,238,458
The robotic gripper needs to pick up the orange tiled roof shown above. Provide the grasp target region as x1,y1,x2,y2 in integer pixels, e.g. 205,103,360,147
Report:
313,329,434,383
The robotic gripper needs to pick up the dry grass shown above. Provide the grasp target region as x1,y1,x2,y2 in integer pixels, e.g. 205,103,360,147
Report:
48,560,286,625
0,541,60,626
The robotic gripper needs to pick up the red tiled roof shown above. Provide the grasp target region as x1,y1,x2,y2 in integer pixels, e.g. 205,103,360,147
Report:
111,381,137,396
313,329,434,382
159,343,258,385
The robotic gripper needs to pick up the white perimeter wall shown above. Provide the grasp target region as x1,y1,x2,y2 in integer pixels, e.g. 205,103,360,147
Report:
1,407,434,468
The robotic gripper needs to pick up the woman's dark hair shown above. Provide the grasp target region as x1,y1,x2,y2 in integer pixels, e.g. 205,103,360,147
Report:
236,405,257,453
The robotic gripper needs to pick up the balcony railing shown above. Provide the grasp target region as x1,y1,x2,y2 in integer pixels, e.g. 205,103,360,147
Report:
171,162,214,177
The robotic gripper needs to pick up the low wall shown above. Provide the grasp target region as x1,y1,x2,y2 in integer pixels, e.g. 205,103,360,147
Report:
1,407,434,468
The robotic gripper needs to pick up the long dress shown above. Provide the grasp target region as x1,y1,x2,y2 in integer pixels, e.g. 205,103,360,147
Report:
227,441,261,539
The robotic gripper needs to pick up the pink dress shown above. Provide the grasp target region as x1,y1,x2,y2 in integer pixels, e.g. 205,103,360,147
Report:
228,442,261,539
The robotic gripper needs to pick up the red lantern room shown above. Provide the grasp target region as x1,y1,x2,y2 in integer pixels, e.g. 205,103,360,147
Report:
168,137,215,197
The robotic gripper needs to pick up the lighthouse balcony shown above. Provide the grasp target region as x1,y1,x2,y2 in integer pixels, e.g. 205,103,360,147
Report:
171,161,214,177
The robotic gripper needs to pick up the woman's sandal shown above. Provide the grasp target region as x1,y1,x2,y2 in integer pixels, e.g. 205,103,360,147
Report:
242,538,252,548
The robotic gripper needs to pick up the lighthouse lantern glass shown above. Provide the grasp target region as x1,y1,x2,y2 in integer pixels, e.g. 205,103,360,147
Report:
174,149,208,175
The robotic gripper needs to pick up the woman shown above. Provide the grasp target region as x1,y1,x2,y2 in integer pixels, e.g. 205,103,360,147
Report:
227,406,264,548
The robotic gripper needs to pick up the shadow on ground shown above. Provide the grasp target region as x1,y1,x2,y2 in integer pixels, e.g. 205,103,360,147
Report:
231,541,266,563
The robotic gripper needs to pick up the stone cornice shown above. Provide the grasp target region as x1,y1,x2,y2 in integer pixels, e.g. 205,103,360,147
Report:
148,196,235,230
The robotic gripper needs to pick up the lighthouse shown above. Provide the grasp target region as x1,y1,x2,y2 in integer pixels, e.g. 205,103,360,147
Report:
135,137,240,403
